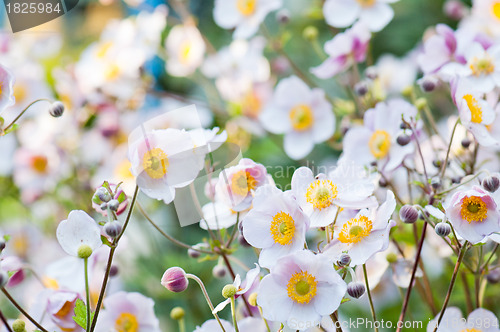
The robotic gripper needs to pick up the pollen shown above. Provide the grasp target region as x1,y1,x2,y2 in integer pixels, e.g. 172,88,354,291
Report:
31,155,48,174
356,0,376,7
179,41,193,64
460,196,488,223
493,1,500,20
289,104,314,131
270,211,296,245
142,148,169,179
242,91,262,119
368,130,391,159
287,271,317,304
463,94,483,124
338,216,373,244
469,56,495,76
237,0,256,16
306,179,338,210
230,170,257,196
115,312,139,332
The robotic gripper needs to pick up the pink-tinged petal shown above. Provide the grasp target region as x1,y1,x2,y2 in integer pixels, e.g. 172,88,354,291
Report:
313,283,346,316
284,131,314,160
358,3,394,32
323,0,360,28
418,35,453,74
427,307,465,332
469,123,498,147
257,275,293,322
238,264,261,295
311,56,349,79
436,24,457,53
341,126,374,167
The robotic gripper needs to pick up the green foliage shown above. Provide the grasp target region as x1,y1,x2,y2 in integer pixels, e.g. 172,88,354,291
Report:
72,299,94,330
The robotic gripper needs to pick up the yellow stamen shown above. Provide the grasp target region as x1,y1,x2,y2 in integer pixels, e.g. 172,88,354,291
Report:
115,312,139,332
13,84,26,103
31,155,48,174
237,0,256,16
460,196,488,223
492,2,500,20
242,91,262,118
142,148,169,179
356,0,376,7
369,130,391,159
179,41,193,64
463,94,483,124
338,216,373,244
104,64,120,80
55,301,73,318
306,179,338,210
230,170,257,196
286,271,317,304
42,277,59,290
97,42,113,58
270,211,296,245
289,104,314,131
461,329,481,332
469,56,495,76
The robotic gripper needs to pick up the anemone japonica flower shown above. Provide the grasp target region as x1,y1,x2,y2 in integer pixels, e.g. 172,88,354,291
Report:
443,185,500,244
241,185,309,268
0,64,15,113
259,76,335,160
323,0,398,32
452,79,498,146
427,307,500,332
311,23,370,79
213,264,260,313
257,250,347,331
291,162,377,228
199,200,249,230
56,210,102,258
213,0,282,39
215,158,269,211
323,191,396,266
43,290,83,332
95,291,161,332
341,98,418,173
165,24,206,77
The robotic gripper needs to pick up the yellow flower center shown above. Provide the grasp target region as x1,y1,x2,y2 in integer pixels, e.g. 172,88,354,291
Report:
230,170,257,196
369,130,391,159
338,216,373,244
97,42,113,58
179,41,193,64
461,329,481,332
114,160,134,181
270,211,296,245
356,0,376,7
115,312,139,332
289,104,314,131
492,1,500,20
42,277,59,290
286,271,317,304
142,148,169,179
13,84,27,103
463,94,483,124
104,63,121,80
469,56,495,76
237,0,256,16
55,301,73,318
306,179,338,210
31,155,48,174
242,91,262,118
460,196,488,223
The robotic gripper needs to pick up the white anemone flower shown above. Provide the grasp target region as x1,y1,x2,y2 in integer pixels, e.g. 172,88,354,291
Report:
56,211,102,258
165,24,206,77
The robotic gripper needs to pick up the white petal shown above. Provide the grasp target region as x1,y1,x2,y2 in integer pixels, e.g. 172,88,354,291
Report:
358,3,394,32
56,210,102,257
323,0,360,28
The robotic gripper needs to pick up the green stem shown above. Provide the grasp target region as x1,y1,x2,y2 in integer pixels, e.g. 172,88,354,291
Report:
2,99,53,132
258,307,271,332
363,264,378,332
230,297,240,332
84,257,91,332
1,287,48,332
440,119,460,181
178,317,186,332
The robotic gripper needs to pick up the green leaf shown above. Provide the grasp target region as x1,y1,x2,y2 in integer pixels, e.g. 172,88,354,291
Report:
72,299,94,330
101,235,112,247
3,235,10,242
4,123,18,134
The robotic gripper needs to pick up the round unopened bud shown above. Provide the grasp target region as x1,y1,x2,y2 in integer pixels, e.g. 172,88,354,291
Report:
303,26,318,41
161,267,189,293
378,178,388,188
95,187,111,203
347,282,366,299
365,66,378,80
0,239,5,252
461,138,471,148
435,222,451,237
188,248,201,258
399,205,419,224
451,176,462,184
108,199,120,211
415,98,427,110
397,134,411,146
222,284,238,298
400,122,410,130
444,0,467,20
248,292,258,306
418,76,438,92
238,234,251,247
48,101,65,118
354,81,369,96
431,177,441,189
212,265,227,279
338,253,351,267
170,307,185,320
12,319,26,332
109,265,119,277
386,252,398,264
486,268,500,284
77,244,93,259
402,85,414,98
100,203,108,210
482,176,500,193
276,9,290,24
104,221,122,238
0,270,8,288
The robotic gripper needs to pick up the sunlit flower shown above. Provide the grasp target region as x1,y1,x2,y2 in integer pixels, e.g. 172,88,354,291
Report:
257,250,347,331
324,191,396,266
260,75,335,160
46,290,83,332
213,264,260,313
311,23,370,79
443,185,500,244
95,291,161,332
455,42,500,93
323,0,398,32
0,64,15,114
213,0,282,39
291,163,377,227
427,307,499,332
56,210,102,258
165,24,206,77
241,185,309,268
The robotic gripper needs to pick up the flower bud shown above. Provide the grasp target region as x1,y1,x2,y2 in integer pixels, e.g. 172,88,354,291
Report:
170,307,185,320
109,265,119,277
396,134,411,146
12,319,26,332
95,187,111,203
303,26,318,41
444,0,467,20
222,284,238,298
461,138,471,148
77,244,93,259
418,76,438,92
378,178,388,188
100,203,108,210
104,221,122,238
482,176,500,193
435,222,451,237
0,239,5,252
188,248,201,258
400,122,410,130
108,199,120,211
0,270,8,288
386,252,398,264
365,66,377,80
276,9,290,24
431,177,441,189
399,205,419,224
248,292,258,306
347,282,366,299
486,268,500,284
415,97,427,111
402,86,414,98
354,81,369,96
337,253,351,267
212,265,227,279
451,176,462,184
161,267,189,293
238,234,251,247
48,101,65,118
